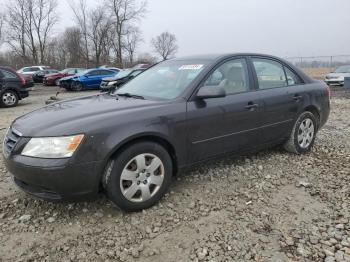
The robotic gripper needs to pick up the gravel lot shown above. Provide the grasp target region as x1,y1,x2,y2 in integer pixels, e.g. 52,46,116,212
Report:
0,86,349,262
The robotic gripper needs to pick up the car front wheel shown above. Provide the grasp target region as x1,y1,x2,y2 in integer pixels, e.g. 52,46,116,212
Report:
103,141,173,211
1,90,19,107
284,111,317,154
71,81,84,91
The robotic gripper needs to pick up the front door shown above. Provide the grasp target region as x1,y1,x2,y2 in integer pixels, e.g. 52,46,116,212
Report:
186,58,263,162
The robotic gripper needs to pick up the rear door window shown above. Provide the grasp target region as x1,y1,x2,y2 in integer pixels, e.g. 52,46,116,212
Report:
100,70,113,75
252,58,287,89
284,66,302,86
1,70,18,79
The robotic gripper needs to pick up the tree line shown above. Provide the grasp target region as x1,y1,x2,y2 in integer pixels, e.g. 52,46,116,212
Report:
0,0,179,69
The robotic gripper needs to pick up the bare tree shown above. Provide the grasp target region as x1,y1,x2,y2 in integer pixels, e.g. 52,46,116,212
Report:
5,0,29,63
106,0,147,66
69,0,90,67
88,7,114,67
0,13,5,45
124,26,142,64
31,0,59,63
62,27,83,66
151,31,178,60
5,0,58,64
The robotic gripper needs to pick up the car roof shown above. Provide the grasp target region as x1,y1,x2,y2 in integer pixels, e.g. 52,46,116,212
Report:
0,66,16,72
173,53,289,62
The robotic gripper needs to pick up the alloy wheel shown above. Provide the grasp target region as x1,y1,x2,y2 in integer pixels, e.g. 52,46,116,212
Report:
297,118,315,149
2,92,17,106
120,153,165,203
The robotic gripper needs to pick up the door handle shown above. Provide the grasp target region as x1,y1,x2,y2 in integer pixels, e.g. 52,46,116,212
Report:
245,102,259,111
293,94,302,101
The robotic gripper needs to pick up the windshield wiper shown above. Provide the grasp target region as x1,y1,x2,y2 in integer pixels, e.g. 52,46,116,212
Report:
117,93,145,100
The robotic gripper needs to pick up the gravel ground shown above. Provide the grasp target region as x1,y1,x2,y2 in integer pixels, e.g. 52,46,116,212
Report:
0,86,349,262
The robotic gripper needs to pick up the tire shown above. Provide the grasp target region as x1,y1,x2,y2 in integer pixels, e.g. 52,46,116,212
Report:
104,141,173,212
283,111,318,154
71,81,84,91
0,90,19,108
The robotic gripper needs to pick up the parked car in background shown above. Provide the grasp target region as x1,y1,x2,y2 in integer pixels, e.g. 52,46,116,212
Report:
43,68,86,86
19,74,34,88
325,65,350,86
60,68,119,91
17,66,50,76
100,68,146,92
32,69,59,83
99,65,122,71
2,54,330,211
0,66,30,107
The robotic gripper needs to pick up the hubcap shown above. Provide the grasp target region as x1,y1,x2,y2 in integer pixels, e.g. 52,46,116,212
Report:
120,153,165,202
2,92,16,106
297,118,315,149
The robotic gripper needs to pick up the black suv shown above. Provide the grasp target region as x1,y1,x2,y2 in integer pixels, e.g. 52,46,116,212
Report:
0,66,30,107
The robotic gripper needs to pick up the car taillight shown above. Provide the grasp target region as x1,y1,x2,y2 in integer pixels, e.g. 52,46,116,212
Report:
16,73,26,85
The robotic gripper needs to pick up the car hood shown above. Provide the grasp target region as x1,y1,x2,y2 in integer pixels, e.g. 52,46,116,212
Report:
12,93,168,137
102,76,119,82
60,75,77,81
45,73,63,78
326,72,350,78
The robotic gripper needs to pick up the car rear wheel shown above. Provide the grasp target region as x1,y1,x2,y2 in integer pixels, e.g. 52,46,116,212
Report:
103,141,173,211
284,111,317,154
1,90,19,108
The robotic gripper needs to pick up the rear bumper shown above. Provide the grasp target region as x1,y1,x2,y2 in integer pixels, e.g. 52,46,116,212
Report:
19,90,29,99
3,154,104,202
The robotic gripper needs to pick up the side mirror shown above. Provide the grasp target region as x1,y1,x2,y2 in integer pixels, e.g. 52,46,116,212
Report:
196,86,226,99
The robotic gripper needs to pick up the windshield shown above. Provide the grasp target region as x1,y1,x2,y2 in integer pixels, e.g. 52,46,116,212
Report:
115,59,209,100
116,69,132,78
76,69,90,76
335,65,350,73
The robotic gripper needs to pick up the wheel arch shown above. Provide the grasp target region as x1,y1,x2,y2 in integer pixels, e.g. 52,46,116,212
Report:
105,133,178,176
303,105,320,128
1,88,20,100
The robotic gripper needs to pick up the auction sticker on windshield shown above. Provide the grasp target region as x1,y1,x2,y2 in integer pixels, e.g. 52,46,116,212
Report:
179,64,204,70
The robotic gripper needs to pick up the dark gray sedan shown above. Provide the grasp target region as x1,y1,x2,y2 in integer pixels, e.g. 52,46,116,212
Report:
3,53,330,211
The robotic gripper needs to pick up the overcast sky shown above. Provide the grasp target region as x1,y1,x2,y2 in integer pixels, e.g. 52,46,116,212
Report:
2,0,350,58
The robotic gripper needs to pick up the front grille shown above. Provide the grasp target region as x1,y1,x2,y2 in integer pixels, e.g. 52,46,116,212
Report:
3,127,22,156
326,76,338,79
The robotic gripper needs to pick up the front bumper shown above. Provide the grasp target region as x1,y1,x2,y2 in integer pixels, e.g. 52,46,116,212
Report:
43,79,55,86
3,154,104,202
325,79,344,85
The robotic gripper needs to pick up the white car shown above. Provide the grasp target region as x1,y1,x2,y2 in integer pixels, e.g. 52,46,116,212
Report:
324,65,350,86
17,66,50,76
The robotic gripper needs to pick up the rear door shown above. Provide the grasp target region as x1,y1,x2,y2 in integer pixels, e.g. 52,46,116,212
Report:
250,57,305,144
186,57,263,162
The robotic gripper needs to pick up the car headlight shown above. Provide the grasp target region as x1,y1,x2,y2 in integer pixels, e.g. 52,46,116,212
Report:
21,135,84,158
107,81,117,86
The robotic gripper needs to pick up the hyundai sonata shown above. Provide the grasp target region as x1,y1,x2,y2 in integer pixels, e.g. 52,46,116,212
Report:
3,53,330,211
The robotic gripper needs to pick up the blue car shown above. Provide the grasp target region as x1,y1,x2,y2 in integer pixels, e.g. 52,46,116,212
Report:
59,68,119,91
